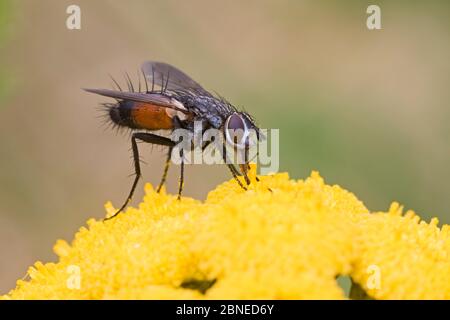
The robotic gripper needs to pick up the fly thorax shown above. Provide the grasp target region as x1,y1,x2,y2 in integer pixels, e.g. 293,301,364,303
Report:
165,98,189,121
206,114,223,129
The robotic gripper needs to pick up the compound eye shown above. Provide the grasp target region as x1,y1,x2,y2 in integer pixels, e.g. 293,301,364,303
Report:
225,113,248,148
227,113,245,131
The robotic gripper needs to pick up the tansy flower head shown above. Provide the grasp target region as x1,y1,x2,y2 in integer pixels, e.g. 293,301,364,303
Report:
350,203,450,299
2,166,449,299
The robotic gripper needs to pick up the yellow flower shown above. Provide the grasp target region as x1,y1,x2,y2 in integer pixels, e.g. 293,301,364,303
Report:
2,165,450,299
350,203,450,299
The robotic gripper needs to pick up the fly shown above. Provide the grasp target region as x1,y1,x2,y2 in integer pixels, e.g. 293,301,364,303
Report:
85,61,261,220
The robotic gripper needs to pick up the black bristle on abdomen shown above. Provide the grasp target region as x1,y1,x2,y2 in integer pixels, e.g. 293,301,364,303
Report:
108,100,139,129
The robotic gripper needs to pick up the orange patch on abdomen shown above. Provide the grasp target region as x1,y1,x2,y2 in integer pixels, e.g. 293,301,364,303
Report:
131,103,174,130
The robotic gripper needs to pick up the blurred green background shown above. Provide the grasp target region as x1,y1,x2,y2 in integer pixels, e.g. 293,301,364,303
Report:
0,0,449,293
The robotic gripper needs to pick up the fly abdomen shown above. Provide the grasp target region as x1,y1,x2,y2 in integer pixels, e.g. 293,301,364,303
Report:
108,100,139,129
86,88,191,131
108,100,175,131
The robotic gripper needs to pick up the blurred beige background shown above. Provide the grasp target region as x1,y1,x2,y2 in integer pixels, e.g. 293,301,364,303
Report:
0,0,449,293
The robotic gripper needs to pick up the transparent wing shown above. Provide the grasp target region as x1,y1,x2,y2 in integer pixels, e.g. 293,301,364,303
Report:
141,61,210,95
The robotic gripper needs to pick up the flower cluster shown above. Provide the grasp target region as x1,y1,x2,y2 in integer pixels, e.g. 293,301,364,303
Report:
2,166,450,299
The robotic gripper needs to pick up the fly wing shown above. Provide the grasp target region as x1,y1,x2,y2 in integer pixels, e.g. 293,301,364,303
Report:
84,88,190,114
141,61,211,95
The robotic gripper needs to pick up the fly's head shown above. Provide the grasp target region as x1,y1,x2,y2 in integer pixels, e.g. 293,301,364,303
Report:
223,112,261,151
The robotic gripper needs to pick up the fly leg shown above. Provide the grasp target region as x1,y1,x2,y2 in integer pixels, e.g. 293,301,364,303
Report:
221,143,248,191
178,148,185,200
105,132,174,221
239,146,251,185
156,146,173,193
172,116,188,200
199,129,247,191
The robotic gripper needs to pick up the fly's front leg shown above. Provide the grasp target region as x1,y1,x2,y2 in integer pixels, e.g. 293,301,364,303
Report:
239,146,251,185
220,143,247,191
